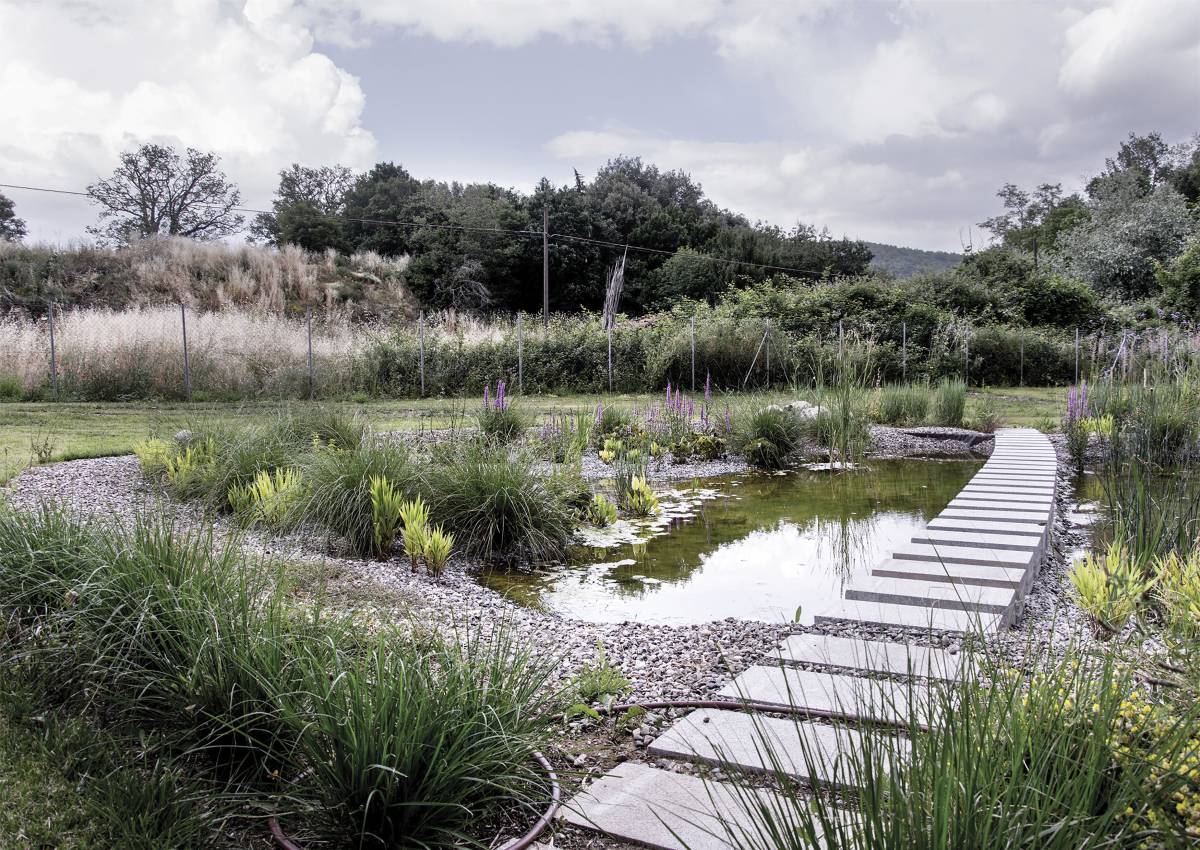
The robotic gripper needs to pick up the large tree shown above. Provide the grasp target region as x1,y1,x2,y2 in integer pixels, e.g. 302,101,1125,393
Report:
86,144,243,245
979,182,1089,253
250,164,355,252
0,191,27,241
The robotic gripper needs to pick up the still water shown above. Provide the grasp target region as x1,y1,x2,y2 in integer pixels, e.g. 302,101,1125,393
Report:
482,460,981,625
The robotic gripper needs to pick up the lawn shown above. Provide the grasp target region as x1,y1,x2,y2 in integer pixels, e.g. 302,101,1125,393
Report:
0,387,1066,483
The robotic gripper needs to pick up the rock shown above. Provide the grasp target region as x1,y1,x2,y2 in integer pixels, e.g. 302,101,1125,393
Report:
765,399,824,420
173,429,194,446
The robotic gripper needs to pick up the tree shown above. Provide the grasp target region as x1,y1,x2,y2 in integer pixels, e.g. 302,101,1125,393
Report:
979,182,1088,252
1157,236,1200,318
251,164,355,252
86,144,243,245
1057,171,1197,301
0,192,27,241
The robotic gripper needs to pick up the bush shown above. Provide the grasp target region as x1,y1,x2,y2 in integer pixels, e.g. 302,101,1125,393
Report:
298,442,423,558
426,444,577,565
736,406,803,469
931,378,966,427
876,384,930,426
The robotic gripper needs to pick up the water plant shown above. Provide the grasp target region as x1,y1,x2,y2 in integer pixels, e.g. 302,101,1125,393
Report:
163,437,216,499
586,493,618,527
621,475,659,517
931,377,966,427
876,383,930,426
1068,541,1155,637
399,496,431,572
369,474,406,557
423,525,454,578
133,438,173,477
1064,381,1091,472
737,405,802,470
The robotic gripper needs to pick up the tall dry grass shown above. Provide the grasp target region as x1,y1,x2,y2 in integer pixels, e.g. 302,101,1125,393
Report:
0,305,364,399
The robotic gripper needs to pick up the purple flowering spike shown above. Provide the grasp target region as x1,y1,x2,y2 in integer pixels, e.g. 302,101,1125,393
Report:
687,399,694,421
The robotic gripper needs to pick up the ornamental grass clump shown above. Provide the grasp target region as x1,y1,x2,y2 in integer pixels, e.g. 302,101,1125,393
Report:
737,405,802,470
477,380,526,443
876,383,930,426
423,525,454,578
931,376,967,427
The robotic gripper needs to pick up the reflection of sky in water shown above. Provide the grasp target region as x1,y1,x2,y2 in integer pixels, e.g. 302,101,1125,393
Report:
483,460,980,625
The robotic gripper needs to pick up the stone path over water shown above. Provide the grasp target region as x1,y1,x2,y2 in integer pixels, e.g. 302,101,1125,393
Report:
561,428,1058,849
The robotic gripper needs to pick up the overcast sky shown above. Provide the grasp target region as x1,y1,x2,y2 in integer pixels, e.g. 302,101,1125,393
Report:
1,0,1197,251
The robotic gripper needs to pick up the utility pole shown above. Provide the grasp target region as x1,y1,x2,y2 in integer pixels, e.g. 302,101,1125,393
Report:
542,206,549,327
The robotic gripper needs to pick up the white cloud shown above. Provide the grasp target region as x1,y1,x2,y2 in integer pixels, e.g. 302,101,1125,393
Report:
0,0,375,241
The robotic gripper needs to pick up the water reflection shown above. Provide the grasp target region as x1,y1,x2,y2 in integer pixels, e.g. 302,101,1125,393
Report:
482,460,980,624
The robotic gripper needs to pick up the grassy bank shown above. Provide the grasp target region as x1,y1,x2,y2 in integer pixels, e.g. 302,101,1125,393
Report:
0,388,1066,483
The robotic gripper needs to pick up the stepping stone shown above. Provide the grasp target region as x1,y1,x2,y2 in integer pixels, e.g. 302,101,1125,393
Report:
715,666,936,726
951,493,1053,507
961,483,1055,495
910,528,1044,552
871,557,1027,590
845,575,1016,617
648,708,907,787
971,474,1056,484
938,508,1050,524
815,598,1001,634
927,517,1047,536
891,543,1036,569
561,761,787,850
771,634,962,679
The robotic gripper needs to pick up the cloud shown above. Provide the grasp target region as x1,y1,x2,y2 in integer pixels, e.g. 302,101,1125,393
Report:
0,0,375,240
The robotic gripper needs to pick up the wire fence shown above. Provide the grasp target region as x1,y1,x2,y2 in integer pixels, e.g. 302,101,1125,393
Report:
2,301,1197,403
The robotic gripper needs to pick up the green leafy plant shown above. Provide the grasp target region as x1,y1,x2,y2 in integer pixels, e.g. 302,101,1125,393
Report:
163,438,215,499
586,493,618,527
1069,541,1155,637
423,525,454,578
133,438,173,478
228,467,304,531
369,474,406,557
399,496,431,572
621,475,659,517
572,642,632,705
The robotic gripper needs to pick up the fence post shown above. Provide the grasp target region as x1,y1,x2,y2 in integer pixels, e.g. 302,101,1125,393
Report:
964,330,970,385
180,303,191,400
838,319,844,359
306,306,314,400
765,319,771,387
47,300,59,396
418,312,426,397
607,324,613,392
1074,326,1080,385
901,321,907,383
517,312,524,395
1019,336,1024,387
690,315,696,391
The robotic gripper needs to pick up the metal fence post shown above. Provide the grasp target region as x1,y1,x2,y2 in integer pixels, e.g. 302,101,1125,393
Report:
180,303,191,400
607,324,613,392
765,319,771,387
964,330,970,385
517,312,524,395
901,321,907,383
1019,336,1024,387
690,315,696,391
306,306,314,400
1074,326,1080,385
418,312,426,397
47,300,59,396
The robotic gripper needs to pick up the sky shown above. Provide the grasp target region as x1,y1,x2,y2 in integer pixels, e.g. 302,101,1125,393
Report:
0,0,1197,251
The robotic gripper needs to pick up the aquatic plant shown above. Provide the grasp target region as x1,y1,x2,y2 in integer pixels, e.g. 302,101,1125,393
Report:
621,476,659,517
478,380,526,442
931,377,967,427
368,474,406,557
876,383,930,426
1069,541,1155,637
229,467,304,531
586,493,618,527
399,496,431,572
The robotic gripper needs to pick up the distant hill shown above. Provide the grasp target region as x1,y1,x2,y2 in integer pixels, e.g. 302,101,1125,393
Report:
863,241,961,278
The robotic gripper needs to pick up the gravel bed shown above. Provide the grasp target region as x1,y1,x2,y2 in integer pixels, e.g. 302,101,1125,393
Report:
869,425,994,459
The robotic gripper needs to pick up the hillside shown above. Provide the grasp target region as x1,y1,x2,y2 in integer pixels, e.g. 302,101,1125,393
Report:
864,241,961,277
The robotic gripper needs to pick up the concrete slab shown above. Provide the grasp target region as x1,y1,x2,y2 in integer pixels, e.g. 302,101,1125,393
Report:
648,708,907,786
926,517,1047,536
910,528,1044,551
937,508,1051,524
951,493,1054,507
814,599,1002,634
961,483,1056,495
870,557,1027,590
716,666,934,727
845,575,1016,616
891,543,1036,569
561,761,783,850
770,634,962,679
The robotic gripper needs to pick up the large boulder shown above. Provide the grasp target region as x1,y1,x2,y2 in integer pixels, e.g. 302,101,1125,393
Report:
765,399,824,420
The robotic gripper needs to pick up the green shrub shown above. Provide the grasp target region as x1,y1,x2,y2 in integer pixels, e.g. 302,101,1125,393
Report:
931,377,967,427
876,384,930,426
426,444,576,565
0,373,23,401
736,406,802,469
298,442,422,558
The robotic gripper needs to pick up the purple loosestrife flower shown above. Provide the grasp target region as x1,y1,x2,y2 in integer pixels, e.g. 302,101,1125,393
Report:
674,389,683,414
687,399,694,422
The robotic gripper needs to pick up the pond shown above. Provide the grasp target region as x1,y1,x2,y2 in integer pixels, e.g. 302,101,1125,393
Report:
482,459,981,625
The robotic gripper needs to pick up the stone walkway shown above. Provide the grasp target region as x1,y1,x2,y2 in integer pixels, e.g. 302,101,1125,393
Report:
561,429,1057,849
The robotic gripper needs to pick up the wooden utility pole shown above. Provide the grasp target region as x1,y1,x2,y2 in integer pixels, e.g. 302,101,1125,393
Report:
542,206,549,327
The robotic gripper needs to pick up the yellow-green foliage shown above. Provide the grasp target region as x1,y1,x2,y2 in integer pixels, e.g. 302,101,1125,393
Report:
229,468,303,531
1069,542,1155,635
133,438,173,477
1155,550,1200,639
586,493,618,527
621,476,659,517
163,438,215,499
1083,413,1116,439
368,475,405,558
399,496,431,572
423,525,454,578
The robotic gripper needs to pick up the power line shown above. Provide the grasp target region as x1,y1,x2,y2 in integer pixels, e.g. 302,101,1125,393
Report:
0,181,836,279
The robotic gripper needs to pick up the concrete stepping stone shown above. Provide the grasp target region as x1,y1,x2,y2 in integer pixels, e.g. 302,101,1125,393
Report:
938,507,1050,524
561,761,787,850
960,483,1055,496
771,634,962,679
910,528,1044,552
815,598,1001,634
648,708,907,787
891,543,1036,569
715,666,936,726
926,517,1047,536
844,575,1017,619
870,557,1027,590
951,493,1053,508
